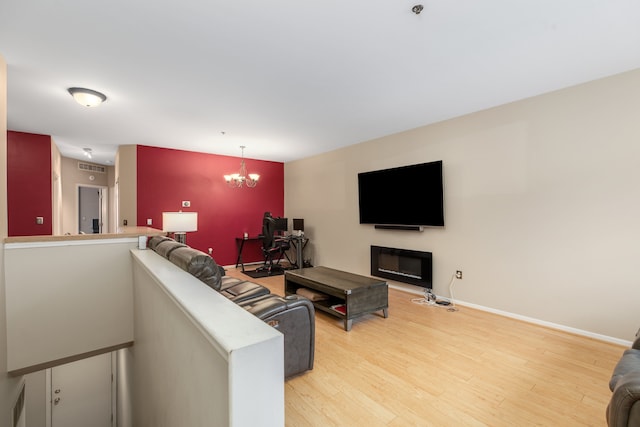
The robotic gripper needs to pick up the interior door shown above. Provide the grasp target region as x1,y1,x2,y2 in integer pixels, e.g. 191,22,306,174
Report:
78,186,101,233
51,353,113,427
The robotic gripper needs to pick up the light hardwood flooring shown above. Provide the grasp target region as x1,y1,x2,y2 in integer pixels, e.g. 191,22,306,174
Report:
225,267,624,426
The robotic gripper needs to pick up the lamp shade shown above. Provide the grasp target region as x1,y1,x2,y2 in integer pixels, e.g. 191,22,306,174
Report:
162,212,198,232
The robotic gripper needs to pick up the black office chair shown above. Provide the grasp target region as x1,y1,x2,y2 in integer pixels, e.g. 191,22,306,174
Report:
257,212,291,274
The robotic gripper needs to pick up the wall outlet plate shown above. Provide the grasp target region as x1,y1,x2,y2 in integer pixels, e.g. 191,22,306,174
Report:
182,201,191,207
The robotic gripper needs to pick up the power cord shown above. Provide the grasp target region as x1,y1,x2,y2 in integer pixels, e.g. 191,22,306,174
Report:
446,273,458,312
410,273,458,312
411,288,436,306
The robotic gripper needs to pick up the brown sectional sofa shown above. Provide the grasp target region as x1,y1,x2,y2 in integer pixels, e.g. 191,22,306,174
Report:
147,235,315,378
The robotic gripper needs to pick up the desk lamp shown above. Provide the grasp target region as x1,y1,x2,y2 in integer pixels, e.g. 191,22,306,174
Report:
162,212,198,244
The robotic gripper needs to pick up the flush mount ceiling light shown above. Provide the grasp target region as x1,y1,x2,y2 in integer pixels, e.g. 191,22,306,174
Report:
412,4,424,14
224,146,260,188
67,87,107,107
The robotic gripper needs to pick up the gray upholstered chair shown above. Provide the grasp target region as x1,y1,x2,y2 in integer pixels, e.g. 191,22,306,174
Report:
607,329,640,426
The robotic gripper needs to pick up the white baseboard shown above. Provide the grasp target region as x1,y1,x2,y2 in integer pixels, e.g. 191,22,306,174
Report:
388,283,632,347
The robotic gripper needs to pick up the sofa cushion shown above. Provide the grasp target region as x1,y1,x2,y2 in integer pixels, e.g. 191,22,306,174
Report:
168,246,222,291
147,235,173,251
219,281,270,303
219,276,247,291
154,239,187,258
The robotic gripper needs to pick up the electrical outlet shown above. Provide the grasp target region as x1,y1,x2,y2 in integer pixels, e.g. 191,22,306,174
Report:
456,270,463,279
182,200,191,208
147,218,152,226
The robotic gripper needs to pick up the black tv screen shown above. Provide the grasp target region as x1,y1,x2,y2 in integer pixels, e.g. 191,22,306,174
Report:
358,161,444,227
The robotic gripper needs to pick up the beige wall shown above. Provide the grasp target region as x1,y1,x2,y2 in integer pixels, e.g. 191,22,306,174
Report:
108,162,117,233
285,68,640,342
116,145,137,228
60,156,114,235
4,239,136,372
1,53,25,426
51,142,62,235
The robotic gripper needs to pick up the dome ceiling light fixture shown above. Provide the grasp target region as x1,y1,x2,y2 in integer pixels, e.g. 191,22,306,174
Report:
67,87,107,107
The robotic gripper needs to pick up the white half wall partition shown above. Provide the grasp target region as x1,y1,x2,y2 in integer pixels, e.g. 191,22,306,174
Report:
131,249,284,427
4,237,136,374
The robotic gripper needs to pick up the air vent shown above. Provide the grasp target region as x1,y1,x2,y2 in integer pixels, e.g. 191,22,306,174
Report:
78,162,106,173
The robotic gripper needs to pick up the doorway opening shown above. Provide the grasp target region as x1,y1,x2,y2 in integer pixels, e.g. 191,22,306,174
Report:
78,185,108,234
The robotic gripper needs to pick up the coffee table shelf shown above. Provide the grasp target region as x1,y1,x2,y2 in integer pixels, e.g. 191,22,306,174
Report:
285,266,388,331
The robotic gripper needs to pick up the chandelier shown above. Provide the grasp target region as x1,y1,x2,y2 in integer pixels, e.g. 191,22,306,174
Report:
224,146,260,188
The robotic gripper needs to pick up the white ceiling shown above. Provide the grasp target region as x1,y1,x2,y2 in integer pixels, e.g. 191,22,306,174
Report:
1,0,640,165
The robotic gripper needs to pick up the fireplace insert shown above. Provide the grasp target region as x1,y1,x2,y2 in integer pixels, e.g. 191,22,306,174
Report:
370,246,432,289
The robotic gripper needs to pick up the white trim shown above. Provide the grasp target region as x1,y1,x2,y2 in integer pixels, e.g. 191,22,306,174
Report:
388,283,633,347
45,369,52,427
5,237,137,250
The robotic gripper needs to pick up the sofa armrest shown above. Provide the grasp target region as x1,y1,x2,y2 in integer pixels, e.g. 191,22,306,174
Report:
610,350,640,391
632,328,640,350
607,371,640,427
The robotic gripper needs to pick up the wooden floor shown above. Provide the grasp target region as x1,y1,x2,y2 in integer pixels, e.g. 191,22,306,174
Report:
226,267,624,427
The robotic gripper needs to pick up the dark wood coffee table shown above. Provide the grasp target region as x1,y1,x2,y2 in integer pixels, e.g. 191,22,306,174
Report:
285,266,388,331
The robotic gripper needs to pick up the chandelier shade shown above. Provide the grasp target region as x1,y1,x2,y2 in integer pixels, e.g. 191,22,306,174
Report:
224,146,259,188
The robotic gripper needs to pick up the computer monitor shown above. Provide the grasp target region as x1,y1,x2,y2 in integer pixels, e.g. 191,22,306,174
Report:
293,218,304,232
274,217,288,232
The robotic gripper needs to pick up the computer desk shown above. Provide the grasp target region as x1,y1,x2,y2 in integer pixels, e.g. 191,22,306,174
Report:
234,236,261,272
287,234,309,269
236,234,308,271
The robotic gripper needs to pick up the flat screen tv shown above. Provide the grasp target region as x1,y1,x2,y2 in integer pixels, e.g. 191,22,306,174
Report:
358,160,444,227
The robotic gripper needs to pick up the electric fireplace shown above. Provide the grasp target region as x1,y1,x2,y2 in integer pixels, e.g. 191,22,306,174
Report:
370,246,432,289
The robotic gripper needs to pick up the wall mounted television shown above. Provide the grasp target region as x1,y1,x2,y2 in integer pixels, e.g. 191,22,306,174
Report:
358,160,444,227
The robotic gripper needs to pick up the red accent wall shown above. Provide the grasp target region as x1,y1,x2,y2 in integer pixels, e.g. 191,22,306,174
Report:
7,131,53,236
136,145,285,266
